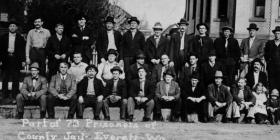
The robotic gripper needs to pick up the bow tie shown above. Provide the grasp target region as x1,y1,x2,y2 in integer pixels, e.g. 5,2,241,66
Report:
32,77,38,80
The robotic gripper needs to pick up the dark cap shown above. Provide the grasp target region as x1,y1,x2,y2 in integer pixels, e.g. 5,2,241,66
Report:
110,66,123,74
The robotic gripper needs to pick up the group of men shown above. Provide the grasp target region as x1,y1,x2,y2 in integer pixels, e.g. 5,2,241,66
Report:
0,14,280,124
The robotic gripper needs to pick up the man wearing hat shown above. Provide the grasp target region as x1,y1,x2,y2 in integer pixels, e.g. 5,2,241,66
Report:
16,62,48,119
76,65,105,119
154,68,181,121
102,66,128,120
189,23,214,64
267,89,280,125
265,26,280,91
120,16,145,72
214,26,241,86
127,66,155,122
181,72,207,122
245,58,268,89
71,13,93,64
96,49,125,86
127,52,151,82
0,19,26,101
207,71,233,123
145,22,169,68
96,16,122,63
168,18,191,75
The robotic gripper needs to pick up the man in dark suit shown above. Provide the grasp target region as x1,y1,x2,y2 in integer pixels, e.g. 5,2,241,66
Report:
127,67,155,122
76,65,104,119
120,17,145,72
96,16,122,63
245,58,268,89
0,20,25,101
71,13,93,64
145,22,169,68
16,62,48,119
168,18,191,75
214,26,240,86
265,26,280,91
103,66,127,120
179,53,200,87
188,23,214,64
46,23,72,79
47,62,77,119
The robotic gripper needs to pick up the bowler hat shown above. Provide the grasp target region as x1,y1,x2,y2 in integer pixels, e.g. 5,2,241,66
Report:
163,68,175,77
272,26,280,33
137,65,148,72
247,23,259,31
30,62,40,71
136,53,146,59
110,66,123,74
214,71,224,78
177,18,189,26
86,65,98,73
128,17,140,24
208,50,216,56
190,72,200,80
196,23,209,30
153,22,163,30
271,89,279,97
222,26,233,32
105,16,115,24
8,19,19,26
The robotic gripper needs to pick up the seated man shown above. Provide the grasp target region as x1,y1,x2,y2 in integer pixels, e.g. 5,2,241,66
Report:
103,66,127,120
245,58,268,89
76,65,104,120
154,68,181,121
127,53,151,82
182,73,207,123
127,66,155,122
47,61,77,119
231,78,256,123
208,71,232,123
267,89,280,125
68,52,88,83
16,62,48,119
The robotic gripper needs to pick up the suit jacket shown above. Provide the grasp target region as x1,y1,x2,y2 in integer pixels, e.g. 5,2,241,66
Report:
48,74,77,98
0,33,25,69
240,37,265,60
46,34,72,62
155,81,180,100
20,75,48,99
179,65,200,86
126,63,151,82
120,30,145,59
207,84,232,105
77,77,104,97
231,85,256,105
129,79,155,101
264,40,280,65
96,29,122,60
214,37,241,65
168,32,191,63
104,79,127,98
182,82,205,99
151,63,176,84
245,71,268,89
200,61,224,87
145,35,169,61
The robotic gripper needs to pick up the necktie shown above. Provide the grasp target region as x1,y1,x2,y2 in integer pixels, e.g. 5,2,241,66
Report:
225,38,228,48
199,37,203,47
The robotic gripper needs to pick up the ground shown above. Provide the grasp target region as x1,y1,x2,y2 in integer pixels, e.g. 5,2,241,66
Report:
0,119,279,140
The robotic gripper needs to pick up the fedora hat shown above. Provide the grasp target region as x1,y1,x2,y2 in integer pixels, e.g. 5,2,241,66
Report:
8,19,19,26
152,22,163,30
196,23,209,30
30,62,40,71
208,50,216,57
177,18,189,26
214,71,224,78
104,16,115,24
128,17,140,24
247,23,259,31
107,49,119,57
163,68,175,77
272,26,280,33
110,66,123,74
271,89,279,97
222,26,233,32
136,52,146,59
190,72,200,80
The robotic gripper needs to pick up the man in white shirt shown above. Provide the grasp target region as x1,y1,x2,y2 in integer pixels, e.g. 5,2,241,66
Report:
68,52,88,83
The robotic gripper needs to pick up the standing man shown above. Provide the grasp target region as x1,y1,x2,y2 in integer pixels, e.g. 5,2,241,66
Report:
264,26,280,91
46,23,72,79
47,62,77,119
189,23,214,64
16,62,48,119
71,13,93,64
25,16,51,76
96,16,122,63
0,20,25,101
145,22,169,68
120,16,145,72
214,26,240,86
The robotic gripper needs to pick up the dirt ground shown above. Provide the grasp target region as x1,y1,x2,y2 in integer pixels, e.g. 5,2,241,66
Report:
0,119,279,140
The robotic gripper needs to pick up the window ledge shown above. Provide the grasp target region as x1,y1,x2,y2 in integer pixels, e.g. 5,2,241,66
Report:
275,19,280,22
249,17,266,22
213,18,228,22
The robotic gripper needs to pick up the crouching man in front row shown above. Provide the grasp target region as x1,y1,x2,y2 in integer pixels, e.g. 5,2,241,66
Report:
47,61,77,119
16,62,48,119
127,66,155,122
76,65,104,120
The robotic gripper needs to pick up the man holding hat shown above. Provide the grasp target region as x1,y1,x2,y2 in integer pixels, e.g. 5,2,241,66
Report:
103,66,128,120
214,26,241,86
96,16,122,63
146,22,169,68
120,16,145,72
71,13,93,64
265,26,280,91
207,71,233,123
189,23,214,64
245,58,268,89
0,19,26,101
16,62,48,119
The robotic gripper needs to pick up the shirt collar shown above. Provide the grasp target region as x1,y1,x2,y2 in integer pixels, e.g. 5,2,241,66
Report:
35,27,44,33
9,32,16,37
60,74,67,79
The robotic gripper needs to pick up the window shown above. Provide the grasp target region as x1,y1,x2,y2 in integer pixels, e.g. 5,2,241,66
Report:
254,0,265,18
218,0,228,19
278,0,280,18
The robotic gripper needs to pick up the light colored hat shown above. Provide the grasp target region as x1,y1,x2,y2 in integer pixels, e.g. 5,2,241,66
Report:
214,71,224,78
153,22,163,30
30,62,40,71
271,89,279,97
